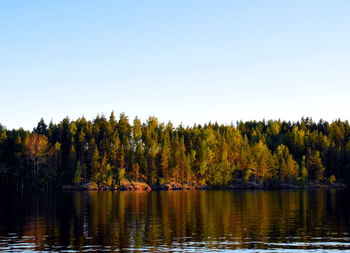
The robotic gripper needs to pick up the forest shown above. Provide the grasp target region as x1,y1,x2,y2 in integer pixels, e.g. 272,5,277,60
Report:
0,112,349,190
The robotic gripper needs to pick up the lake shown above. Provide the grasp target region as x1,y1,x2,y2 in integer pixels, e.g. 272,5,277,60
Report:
0,190,349,252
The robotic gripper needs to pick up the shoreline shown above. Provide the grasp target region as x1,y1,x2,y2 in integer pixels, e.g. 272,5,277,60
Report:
61,181,348,192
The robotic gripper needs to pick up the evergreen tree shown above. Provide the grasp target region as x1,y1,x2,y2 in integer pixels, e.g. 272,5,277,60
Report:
306,151,325,182
1,113,350,190
160,130,171,180
90,145,100,184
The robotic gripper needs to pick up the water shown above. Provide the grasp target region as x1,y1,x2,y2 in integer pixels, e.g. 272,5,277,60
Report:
0,190,349,252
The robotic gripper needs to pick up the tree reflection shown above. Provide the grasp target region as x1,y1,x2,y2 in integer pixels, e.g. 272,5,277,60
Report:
0,190,350,251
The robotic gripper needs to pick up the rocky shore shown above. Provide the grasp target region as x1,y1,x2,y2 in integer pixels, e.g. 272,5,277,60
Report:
62,180,348,191
62,180,211,191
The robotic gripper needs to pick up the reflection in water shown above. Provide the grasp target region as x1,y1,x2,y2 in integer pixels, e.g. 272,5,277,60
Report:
0,190,350,252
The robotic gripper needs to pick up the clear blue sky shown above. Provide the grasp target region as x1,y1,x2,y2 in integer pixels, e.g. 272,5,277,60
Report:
1,1,349,130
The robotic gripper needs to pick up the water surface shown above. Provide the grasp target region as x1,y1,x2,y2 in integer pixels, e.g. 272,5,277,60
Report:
0,190,349,252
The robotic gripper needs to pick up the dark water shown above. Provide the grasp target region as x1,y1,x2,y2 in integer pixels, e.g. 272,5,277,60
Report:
0,190,350,252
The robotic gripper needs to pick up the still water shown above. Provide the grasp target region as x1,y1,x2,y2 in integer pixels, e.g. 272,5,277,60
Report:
0,190,349,252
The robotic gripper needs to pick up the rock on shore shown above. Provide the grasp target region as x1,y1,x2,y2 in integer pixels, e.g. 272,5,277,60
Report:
118,180,151,191
152,182,184,190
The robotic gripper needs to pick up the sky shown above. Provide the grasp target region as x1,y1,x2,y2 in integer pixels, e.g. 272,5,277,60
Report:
0,0,349,130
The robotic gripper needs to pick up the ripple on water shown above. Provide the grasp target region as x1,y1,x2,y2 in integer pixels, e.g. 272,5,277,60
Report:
1,190,350,252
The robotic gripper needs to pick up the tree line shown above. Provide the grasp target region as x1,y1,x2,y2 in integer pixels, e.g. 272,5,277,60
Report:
0,113,349,190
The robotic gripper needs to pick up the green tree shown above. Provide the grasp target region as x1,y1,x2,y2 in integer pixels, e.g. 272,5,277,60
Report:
306,151,325,182
160,130,171,180
74,162,83,185
90,145,100,184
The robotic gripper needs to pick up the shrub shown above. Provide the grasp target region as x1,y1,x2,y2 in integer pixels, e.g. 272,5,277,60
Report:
329,175,336,184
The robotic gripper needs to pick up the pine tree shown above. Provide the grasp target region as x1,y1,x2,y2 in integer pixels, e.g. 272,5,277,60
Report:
74,162,83,185
306,151,325,182
90,145,100,184
160,130,171,180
